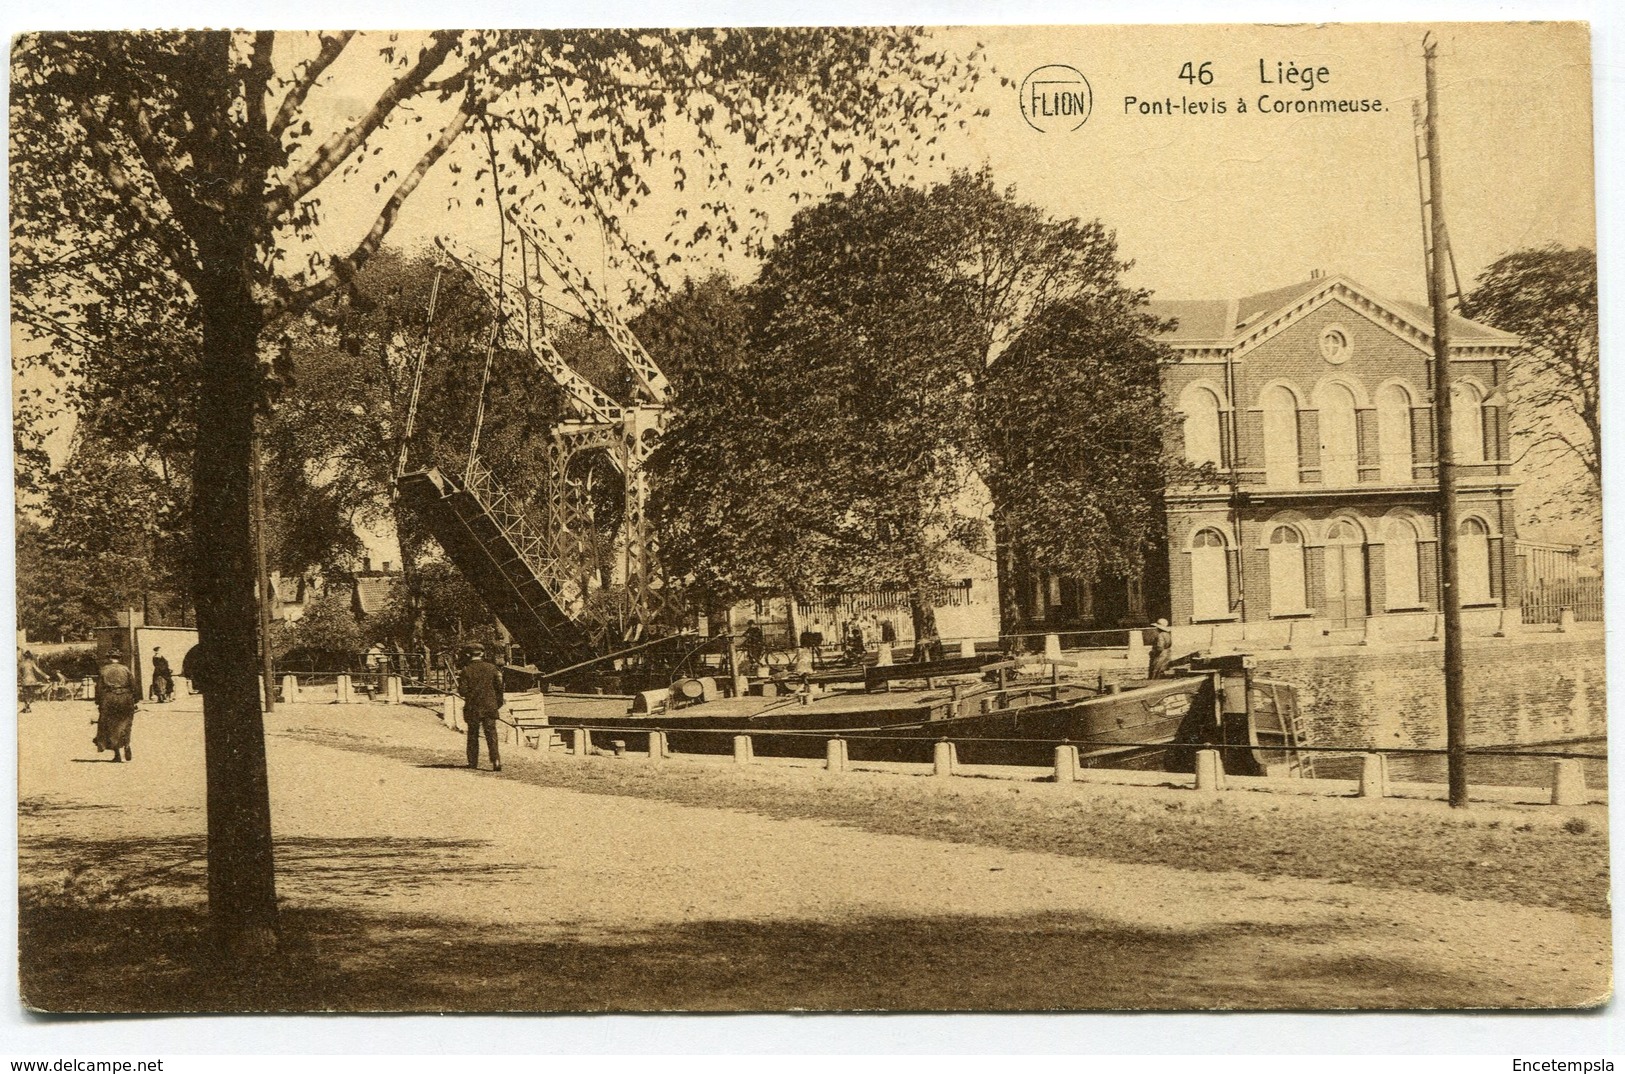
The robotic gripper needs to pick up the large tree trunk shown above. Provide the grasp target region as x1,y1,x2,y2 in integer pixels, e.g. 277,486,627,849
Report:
192,268,280,956
909,589,941,663
990,504,1024,639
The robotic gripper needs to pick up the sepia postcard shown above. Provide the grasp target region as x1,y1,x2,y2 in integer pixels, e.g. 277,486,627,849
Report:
9,21,1608,1016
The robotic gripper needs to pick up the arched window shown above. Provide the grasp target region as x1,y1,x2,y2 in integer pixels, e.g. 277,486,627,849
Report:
1324,519,1368,627
1261,386,1300,487
1451,383,1485,462
1180,385,1224,466
1376,383,1415,484
1267,525,1307,616
1384,518,1422,609
1317,382,1359,486
1459,517,1492,604
1189,528,1231,621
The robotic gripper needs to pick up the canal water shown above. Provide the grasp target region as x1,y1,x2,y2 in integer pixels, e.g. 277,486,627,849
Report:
1307,737,1607,790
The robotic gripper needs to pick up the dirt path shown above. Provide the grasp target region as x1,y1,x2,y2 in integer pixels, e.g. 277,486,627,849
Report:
18,697,1611,1011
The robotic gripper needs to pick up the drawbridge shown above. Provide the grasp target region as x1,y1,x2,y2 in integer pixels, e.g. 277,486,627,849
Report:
394,209,675,674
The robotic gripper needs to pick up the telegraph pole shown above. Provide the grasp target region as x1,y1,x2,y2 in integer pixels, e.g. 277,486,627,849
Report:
1421,33,1468,807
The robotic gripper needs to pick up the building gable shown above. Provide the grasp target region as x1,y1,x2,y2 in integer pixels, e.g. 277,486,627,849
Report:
1151,274,1520,360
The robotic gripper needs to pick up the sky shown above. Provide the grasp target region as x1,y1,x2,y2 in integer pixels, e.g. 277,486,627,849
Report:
339,21,1598,309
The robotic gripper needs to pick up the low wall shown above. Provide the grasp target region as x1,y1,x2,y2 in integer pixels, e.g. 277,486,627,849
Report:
1251,628,1606,751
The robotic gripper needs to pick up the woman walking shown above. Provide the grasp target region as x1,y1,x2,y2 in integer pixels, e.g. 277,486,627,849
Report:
18,650,44,713
93,647,137,762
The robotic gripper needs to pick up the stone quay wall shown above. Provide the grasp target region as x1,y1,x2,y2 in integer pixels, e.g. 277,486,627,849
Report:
1249,627,1606,751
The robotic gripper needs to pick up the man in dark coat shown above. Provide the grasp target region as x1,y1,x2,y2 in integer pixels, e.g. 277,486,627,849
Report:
94,646,137,762
149,646,174,702
458,645,504,772
1147,619,1174,679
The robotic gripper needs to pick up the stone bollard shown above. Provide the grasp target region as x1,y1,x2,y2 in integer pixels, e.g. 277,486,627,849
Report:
1358,753,1390,798
336,674,352,704
1284,620,1303,650
1053,744,1080,784
386,675,403,704
1126,628,1145,665
442,694,462,731
281,674,300,703
697,676,720,702
1043,633,1063,662
648,731,668,762
1194,749,1225,792
876,642,893,667
826,738,849,773
733,734,754,764
570,727,591,757
959,638,977,659
1551,758,1587,806
1360,616,1382,647
933,740,957,778
1557,606,1575,633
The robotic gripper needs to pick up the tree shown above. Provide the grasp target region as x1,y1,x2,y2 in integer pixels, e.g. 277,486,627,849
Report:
270,590,364,660
650,172,1171,639
975,295,1180,624
20,423,194,640
12,28,981,955
1462,246,1600,532
266,247,540,632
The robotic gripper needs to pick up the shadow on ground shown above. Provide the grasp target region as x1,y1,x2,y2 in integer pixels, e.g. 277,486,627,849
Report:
19,830,1541,1013
19,829,533,907
22,892,1508,1013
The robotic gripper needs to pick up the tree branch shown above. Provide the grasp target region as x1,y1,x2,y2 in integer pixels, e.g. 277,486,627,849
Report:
269,31,355,141
265,31,464,223
270,97,478,320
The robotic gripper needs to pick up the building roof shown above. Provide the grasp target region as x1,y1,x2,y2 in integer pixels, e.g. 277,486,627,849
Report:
353,574,401,617
1147,274,1520,349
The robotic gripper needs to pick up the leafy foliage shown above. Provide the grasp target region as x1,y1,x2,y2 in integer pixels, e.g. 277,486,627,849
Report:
1463,246,1599,535
18,429,193,641
649,171,1179,634
977,296,1178,583
270,590,364,660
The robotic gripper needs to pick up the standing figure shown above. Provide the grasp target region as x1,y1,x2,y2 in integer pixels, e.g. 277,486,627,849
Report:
843,620,866,664
18,650,44,713
149,646,174,702
94,647,137,762
458,644,504,772
1147,619,1174,679
741,619,766,670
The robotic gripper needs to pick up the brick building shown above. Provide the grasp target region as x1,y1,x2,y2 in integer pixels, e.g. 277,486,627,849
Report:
1017,273,1523,647
1158,273,1521,644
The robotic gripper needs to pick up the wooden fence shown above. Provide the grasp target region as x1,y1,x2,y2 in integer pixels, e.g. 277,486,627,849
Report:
1521,577,1605,624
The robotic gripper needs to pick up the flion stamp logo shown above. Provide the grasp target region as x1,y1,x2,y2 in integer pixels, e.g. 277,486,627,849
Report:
1020,64,1093,132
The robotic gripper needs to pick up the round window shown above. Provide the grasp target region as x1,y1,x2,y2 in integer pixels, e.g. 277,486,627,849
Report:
1319,325,1351,364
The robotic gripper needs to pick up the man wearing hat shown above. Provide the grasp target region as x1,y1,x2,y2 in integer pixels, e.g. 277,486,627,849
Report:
458,644,505,772
94,646,137,762
1147,619,1174,680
